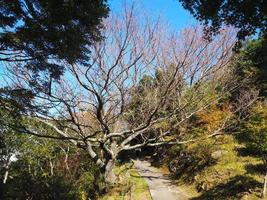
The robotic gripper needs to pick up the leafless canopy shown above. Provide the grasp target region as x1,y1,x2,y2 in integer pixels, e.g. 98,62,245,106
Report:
3,6,258,177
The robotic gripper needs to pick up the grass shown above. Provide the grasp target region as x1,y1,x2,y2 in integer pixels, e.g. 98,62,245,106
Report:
99,134,266,199
155,160,200,199
172,135,265,199
99,162,152,200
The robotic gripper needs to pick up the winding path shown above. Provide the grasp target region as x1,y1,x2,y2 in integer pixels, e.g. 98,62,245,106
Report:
134,160,189,200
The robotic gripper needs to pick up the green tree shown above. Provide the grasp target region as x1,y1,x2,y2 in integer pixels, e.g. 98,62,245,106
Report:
0,0,109,120
0,0,109,79
179,0,267,41
235,36,267,96
238,101,267,198
1,133,104,199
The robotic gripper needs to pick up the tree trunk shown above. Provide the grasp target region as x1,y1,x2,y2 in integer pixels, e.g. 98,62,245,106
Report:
3,158,11,184
49,160,54,176
262,168,267,198
3,169,9,184
86,141,117,185
104,159,116,184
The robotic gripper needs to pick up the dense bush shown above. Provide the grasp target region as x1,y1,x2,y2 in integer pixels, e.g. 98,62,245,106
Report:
0,134,105,200
167,139,217,180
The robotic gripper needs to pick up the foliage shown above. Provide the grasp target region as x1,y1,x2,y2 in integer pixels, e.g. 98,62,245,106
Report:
1,133,105,200
236,101,267,164
126,74,158,127
1,7,240,185
99,163,151,200
0,0,109,115
191,175,262,200
125,70,174,123
166,134,264,199
192,104,232,133
157,104,232,180
168,139,215,180
235,36,267,96
4,169,76,200
179,0,267,41
0,5,257,197
152,101,266,198
0,88,35,115
0,102,24,186
0,0,109,79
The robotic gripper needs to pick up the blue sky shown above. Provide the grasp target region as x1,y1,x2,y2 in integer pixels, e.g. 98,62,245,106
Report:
0,1,197,84
108,0,196,31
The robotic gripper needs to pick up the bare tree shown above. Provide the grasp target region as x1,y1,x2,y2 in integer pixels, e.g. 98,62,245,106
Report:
2,6,258,183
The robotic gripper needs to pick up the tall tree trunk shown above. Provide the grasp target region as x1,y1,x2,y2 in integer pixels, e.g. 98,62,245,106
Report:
64,147,70,173
104,159,116,184
86,141,117,185
3,157,11,184
262,168,267,198
3,169,9,184
49,160,54,176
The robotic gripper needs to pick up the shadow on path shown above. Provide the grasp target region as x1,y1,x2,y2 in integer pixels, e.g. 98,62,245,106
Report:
134,159,189,200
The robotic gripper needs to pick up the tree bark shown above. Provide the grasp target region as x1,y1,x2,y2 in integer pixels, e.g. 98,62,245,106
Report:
262,168,267,198
49,160,54,176
85,142,117,185
3,169,9,184
104,159,116,184
3,157,11,184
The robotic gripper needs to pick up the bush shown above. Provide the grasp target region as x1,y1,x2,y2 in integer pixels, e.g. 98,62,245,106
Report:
167,139,217,181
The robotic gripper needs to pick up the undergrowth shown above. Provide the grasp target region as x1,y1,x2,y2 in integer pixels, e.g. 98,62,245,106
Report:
99,162,151,200
156,135,264,199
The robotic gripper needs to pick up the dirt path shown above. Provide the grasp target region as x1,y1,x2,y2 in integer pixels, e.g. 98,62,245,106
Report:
134,159,189,200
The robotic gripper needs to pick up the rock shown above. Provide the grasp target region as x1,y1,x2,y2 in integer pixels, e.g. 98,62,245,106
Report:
211,150,228,159
241,192,250,200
